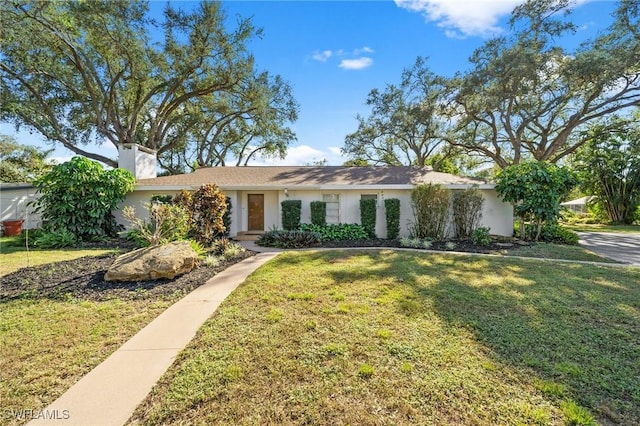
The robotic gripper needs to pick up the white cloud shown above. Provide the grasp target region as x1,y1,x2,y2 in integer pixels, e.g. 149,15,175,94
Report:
310,47,375,69
354,46,375,55
339,57,374,70
395,0,523,38
312,50,333,62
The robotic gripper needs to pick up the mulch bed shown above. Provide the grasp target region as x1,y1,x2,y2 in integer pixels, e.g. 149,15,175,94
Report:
1,248,257,303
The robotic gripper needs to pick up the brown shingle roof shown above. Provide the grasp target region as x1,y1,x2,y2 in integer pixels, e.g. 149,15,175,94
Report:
136,166,486,188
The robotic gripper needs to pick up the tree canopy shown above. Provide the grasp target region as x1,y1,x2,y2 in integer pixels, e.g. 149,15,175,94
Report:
0,134,53,183
0,0,298,170
345,1,639,173
573,114,640,224
447,0,640,168
495,161,577,239
342,57,456,169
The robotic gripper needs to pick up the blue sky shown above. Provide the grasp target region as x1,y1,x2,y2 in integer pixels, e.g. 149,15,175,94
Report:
1,0,619,166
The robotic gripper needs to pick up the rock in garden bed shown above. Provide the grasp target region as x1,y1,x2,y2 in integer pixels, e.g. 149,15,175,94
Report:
0,249,257,302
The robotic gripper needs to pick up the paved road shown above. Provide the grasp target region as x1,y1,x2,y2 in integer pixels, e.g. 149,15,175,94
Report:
577,232,640,266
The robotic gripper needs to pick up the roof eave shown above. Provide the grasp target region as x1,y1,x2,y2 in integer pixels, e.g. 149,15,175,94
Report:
134,183,496,191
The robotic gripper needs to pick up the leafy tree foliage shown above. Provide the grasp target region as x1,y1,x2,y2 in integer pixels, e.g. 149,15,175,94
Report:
359,198,377,238
281,200,302,231
447,0,640,168
310,201,327,226
0,134,53,182
452,187,484,239
495,161,577,240
174,184,227,245
343,57,455,168
384,198,401,240
410,184,451,240
157,72,298,173
573,116,640,224
343,158,370,167
1,1,298,170
32,156,135,240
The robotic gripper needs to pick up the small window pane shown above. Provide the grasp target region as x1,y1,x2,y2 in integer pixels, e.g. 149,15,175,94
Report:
323,193,340,224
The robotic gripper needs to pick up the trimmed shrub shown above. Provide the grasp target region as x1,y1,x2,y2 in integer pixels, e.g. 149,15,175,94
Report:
514,222,579,245
452,187,484,238
299,223,369,241
410,184,451,240
256,230,321,249
471,227,491,246
360,198,377,238
281,200,302,230
384,198,400,240
310,201,327,226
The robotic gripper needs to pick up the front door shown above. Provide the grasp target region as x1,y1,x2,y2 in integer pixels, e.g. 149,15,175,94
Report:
248,194,264,231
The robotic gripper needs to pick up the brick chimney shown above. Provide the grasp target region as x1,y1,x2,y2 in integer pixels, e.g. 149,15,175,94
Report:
117,143,157,180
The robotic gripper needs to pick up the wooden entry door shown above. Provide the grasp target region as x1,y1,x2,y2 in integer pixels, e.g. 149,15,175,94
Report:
248,194,264,231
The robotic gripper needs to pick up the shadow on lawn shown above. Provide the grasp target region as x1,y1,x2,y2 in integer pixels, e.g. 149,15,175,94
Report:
317,249,640,426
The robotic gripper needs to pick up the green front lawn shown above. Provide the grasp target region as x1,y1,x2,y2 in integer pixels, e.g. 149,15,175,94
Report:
0,236,122,276
0,298,173,426
130,250,640,425
501,242,618,263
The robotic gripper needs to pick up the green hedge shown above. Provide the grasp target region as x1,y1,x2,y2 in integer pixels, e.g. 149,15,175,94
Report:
299,223,369,241
310,201,327,226
384,198,400,239
360,198,377,238
281,200,302,230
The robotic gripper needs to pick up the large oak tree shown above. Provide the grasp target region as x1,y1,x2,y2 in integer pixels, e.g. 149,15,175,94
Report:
342,57,457,169
447,0,640,168
0,0,298,169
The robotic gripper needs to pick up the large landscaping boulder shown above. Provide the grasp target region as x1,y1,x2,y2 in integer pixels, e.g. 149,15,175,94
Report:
105,241,198,282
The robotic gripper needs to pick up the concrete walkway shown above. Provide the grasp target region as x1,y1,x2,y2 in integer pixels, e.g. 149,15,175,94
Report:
28,252,279,426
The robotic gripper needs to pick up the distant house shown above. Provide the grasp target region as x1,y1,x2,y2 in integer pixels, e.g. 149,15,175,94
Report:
561,196,596,214
117,146,514,238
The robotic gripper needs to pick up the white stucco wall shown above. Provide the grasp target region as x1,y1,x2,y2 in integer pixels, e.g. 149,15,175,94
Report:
272,188,512,238
118,186,514,238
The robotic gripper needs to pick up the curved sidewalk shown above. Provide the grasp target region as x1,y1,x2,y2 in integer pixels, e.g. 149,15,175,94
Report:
28,252,279,426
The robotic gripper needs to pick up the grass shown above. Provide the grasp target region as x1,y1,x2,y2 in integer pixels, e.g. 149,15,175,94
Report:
0,235,122,276
562,223,640,234
0,297,174,426
500,242,619,263
130,250,640,425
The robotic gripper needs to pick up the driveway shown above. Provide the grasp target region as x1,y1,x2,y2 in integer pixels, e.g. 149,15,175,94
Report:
577,232,640,266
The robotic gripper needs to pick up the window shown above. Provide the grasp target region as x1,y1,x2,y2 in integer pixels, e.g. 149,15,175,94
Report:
361,194,377,203
323,194,340,224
